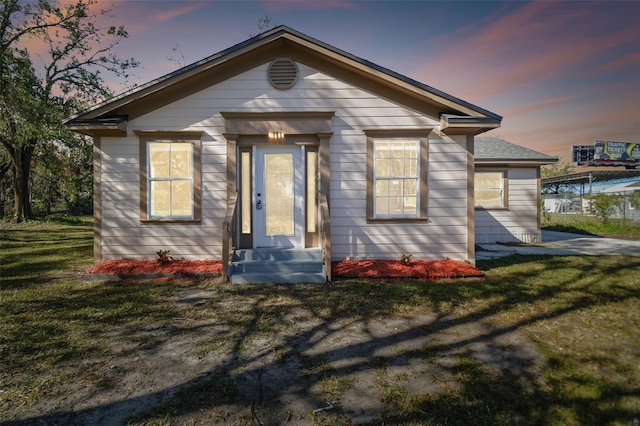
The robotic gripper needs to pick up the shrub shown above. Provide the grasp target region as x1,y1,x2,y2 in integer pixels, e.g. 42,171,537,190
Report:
587,193,620,223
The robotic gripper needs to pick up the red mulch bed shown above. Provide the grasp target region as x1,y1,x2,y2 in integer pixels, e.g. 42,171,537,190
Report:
332,259,483,280
85,259,223,275
85,258,482,280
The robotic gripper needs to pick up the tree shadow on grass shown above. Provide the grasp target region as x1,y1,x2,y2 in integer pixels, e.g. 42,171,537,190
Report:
4,255,639,425
0,226,93,289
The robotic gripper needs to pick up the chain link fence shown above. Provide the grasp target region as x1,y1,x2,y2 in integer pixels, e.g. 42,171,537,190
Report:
543,193,640,224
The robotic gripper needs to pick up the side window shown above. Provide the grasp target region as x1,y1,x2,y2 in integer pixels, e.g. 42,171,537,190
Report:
373,140,419,218
365,131,429,221
139,133,202,222
475,171,507,209
148,141,194,219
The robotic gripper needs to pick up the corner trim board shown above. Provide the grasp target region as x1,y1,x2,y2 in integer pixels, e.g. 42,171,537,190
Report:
93,136,102,262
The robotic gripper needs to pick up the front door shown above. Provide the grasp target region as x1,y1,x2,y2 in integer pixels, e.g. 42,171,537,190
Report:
253,145,304,248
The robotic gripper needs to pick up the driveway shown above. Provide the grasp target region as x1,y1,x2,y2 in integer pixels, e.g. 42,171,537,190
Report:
476,230,640,260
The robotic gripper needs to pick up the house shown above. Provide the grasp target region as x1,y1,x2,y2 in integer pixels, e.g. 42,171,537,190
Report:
65,26,554,283
474,137,557,244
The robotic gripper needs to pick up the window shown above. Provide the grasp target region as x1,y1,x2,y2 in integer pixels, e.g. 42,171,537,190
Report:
139,132,202,222
148,141,193,218
374,140,419,217
366,131,430,221
475,171,507,209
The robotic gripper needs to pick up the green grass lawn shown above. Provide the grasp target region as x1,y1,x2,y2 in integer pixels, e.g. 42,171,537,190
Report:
543,212,640,240
1,219,639,425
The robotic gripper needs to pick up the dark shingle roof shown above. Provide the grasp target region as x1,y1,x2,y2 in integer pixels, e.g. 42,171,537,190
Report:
475,137,557,163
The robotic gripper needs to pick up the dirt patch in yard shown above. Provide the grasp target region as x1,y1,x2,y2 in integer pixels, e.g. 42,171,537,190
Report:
10,279,546,426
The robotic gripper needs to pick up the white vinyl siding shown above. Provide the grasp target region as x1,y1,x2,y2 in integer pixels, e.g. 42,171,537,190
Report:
475,167,542,244
98,62,472,261
330,133,468,260
99,137,222,260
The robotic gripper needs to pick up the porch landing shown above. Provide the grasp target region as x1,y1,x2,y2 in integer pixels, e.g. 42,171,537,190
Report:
229,248,327,284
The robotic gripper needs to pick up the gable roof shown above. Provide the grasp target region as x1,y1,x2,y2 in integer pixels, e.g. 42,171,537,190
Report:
65,26,501,136
475,137,557,166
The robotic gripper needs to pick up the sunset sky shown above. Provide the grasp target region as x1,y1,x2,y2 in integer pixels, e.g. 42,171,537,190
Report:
28,0,640,163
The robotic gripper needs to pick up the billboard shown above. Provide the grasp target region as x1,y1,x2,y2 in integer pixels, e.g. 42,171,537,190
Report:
571,145,594,164
573,141,639,168
594,141,640,162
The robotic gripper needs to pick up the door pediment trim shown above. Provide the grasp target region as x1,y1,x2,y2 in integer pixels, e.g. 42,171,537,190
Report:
222,111,334,135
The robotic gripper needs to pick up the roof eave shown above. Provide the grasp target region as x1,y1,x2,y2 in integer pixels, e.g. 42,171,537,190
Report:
278,29,503,120
440,114,501,135
65,116,128,137
64,30,282,124
65,26,503,126
475,158,558,167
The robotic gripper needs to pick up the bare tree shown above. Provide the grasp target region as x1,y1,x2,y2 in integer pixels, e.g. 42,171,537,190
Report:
249,15,277,37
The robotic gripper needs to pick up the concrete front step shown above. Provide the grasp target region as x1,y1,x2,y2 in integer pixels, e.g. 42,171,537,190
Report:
230,271,327,284
230,248,327,284
231,260,323,274
233,248,323,261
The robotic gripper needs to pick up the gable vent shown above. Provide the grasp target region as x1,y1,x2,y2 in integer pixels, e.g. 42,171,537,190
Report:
268,58,299,90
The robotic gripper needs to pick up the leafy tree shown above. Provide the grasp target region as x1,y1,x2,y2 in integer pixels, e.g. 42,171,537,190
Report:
0,148,9,217
0,51,42,220
541,160,575,179
629,191,640,211
587,193,620,223
0,0,138,221
58,135,93,214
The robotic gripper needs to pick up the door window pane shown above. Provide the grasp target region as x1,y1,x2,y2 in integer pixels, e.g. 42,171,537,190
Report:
241,151,251,234
306,151,317,233
265,153,294,235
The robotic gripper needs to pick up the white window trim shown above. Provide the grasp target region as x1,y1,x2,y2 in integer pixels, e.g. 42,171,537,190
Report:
475,170,508,209
373,139,420,219
364,129,431,222
147,141,195,220
137,131,203,224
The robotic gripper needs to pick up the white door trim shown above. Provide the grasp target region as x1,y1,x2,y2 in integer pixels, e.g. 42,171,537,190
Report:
253,145,305,248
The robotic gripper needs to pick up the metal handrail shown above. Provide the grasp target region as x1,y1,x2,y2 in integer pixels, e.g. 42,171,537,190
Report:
319,192,331,282
222,192,238,282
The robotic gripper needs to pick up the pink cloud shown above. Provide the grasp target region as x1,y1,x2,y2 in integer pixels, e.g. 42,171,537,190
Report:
148,2,210,22
263,0,360,11
501,96,573,118
413,2,640,103
18,1,125,60
103,2,208,37
598,52,640,73
491,86,639,161
484,64,639,161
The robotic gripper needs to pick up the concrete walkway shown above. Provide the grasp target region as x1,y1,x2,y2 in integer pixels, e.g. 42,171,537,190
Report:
476,230,640,260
